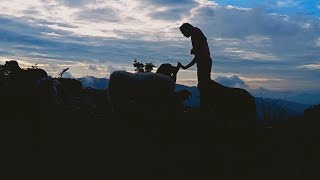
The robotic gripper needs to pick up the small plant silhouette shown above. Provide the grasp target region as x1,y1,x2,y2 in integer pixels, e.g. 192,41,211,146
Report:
0,64,8,85
59,68,69,78
133,59,154,73
145,63,155,73
0,62,13,86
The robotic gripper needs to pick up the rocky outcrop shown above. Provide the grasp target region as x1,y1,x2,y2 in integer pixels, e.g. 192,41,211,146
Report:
199,80,257,128
108,71,176,114
304,104,320,129
5,60,47,89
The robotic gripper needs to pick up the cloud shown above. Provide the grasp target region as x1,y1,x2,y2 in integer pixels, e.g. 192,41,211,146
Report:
176,78,198,87
223,47,278,61
225,5,252,11
60,0,90,7
0,0,179,40
48,63,60,72
245,35,271,44
214,75,249,88
149,5,194,21
276,0,299,8
0,0,320,97
76,7,120,23
188,4,320,77
61,71,74,79
297,64,320,70
106,64,127,74
238,76,287,90
195,0,218,6
88,64,98,71
316,37,320,47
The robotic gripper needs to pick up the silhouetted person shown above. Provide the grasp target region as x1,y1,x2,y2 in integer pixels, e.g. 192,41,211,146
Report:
178,23,212,111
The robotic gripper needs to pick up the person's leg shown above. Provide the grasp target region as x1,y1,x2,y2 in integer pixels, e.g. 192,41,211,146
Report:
198,84,211,114
197,58,212,112
198,58,212,82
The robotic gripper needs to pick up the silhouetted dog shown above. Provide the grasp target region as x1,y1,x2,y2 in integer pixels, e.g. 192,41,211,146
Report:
157,63,192,102
156,63,180,82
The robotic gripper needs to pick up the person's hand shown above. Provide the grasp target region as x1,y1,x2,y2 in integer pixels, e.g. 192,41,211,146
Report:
178,62,186,70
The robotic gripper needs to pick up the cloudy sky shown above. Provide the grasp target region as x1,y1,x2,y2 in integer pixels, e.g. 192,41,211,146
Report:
0,0,320,103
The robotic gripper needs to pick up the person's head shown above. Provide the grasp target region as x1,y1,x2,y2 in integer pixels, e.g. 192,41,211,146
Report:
179,23,193,38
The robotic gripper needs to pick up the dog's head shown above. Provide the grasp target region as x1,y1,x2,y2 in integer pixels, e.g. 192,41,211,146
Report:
156,63,179,77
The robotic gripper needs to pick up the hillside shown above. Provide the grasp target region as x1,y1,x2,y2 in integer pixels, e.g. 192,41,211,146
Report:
2,64,320,179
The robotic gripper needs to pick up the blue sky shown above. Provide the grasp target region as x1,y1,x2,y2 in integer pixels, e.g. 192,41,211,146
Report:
0,0,320,104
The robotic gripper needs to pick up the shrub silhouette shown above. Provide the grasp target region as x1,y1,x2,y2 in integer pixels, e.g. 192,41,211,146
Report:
133,59,154,73
0,63,10,86
145,62,155,72
59,68,70,78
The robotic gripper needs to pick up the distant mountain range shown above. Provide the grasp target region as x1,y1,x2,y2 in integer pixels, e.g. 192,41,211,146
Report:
254,97,310,121
250,88,320,106
78,76,314,120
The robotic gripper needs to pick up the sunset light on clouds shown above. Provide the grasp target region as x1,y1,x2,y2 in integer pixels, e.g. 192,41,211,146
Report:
1,0,320,103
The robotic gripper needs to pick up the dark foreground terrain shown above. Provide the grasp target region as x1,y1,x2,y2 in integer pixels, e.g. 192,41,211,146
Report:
2,83,320,180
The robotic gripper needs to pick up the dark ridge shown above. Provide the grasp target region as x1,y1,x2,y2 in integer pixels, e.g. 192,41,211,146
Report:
1,61,319,179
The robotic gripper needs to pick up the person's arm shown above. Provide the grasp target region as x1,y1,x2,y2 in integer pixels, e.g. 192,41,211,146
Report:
179,57,197,70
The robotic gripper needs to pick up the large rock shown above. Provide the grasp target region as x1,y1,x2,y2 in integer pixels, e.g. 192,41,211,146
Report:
5,60,47,89
200,80,257,128
108,71,175,114
303,104,320,130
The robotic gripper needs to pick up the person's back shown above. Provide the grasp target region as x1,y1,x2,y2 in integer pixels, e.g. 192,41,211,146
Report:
191,27,211,60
